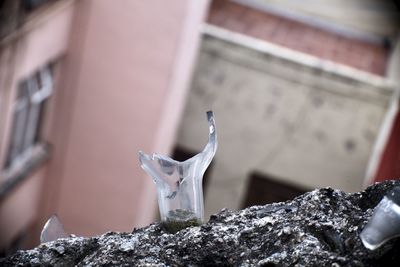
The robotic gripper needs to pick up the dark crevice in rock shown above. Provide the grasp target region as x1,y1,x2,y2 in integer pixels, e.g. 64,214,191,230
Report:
307,226,345,253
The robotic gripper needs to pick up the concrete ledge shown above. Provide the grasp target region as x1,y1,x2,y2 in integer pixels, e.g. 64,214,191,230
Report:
202,24,395,91
0,143,50,201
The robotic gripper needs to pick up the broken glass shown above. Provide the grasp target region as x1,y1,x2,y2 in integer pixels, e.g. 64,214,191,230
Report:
139,111,217,233
360,186,400,250
40,215,69,243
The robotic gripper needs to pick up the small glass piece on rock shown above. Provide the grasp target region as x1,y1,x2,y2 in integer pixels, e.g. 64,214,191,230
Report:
360,186,400,250
40,214,69,243
139,111,217,233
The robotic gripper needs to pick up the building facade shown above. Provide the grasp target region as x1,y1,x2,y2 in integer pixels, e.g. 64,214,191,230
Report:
0,0,209,253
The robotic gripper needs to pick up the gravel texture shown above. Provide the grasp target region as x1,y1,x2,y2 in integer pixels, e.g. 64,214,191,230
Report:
1,180,400,266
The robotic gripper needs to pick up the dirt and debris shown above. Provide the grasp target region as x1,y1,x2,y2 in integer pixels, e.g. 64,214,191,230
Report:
162,209,202,234
1,180,400,266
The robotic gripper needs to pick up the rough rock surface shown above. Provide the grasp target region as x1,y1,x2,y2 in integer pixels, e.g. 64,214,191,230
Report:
2,181,400,266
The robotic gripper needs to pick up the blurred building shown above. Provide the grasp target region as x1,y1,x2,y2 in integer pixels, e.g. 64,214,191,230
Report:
0,0,399,255
0,0,208,254
174,0,400,216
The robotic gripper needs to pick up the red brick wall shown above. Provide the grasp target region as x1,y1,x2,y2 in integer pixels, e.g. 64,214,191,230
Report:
207,0,389,76
375,106,400,182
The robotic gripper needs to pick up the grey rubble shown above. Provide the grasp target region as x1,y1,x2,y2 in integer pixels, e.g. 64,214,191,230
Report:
2,181,400,267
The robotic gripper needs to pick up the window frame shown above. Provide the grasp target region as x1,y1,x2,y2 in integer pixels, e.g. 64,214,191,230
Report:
4,65,53,170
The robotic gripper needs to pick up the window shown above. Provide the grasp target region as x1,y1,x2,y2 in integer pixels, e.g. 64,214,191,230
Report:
4,65,53,169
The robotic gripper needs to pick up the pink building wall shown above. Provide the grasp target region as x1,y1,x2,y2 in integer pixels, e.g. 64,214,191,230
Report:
40,0,210,237
0,0,75,249
1,0,210,250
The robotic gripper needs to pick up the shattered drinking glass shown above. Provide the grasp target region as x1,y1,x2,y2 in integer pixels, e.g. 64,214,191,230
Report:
139,111,217,233
360,186,400,250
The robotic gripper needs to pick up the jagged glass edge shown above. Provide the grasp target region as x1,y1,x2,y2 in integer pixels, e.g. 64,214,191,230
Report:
138,111,217,184
40,214,68,243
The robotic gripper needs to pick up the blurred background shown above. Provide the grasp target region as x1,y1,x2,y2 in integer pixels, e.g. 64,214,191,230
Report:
0,0,399,255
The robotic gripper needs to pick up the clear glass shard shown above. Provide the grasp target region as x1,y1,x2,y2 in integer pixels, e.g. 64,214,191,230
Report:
40,214,69,243
360,186,400,250
139,111,217,233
